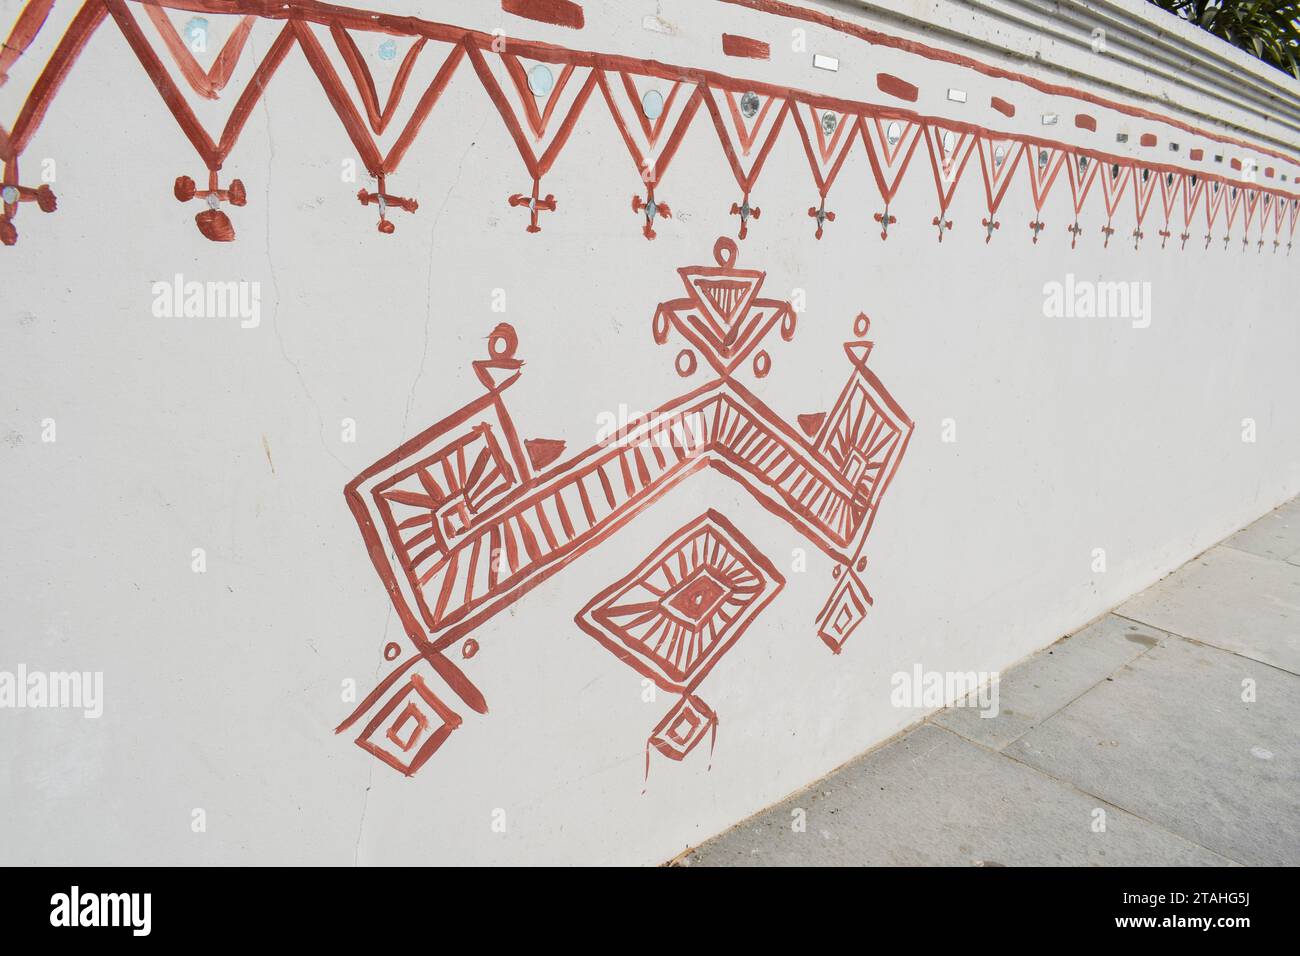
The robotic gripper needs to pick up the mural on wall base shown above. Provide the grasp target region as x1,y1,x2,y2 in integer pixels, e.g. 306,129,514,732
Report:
2,0,1298,250
336,237,913,778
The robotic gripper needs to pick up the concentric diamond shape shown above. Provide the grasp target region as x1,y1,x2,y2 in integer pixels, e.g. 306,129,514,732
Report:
575,509,784,688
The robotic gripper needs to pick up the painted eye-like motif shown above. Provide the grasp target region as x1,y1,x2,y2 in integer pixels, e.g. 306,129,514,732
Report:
941,130,955,155
642,89,664,120
1038,149,1048,169
994,145,1006,167
886,121,902,146
821,111,838,135
527,64,554,96
1111,163,1120,178
1079,156,1089,173
740,91,760,118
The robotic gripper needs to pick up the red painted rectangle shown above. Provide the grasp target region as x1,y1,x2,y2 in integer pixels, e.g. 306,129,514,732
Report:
500,0,584,29
990,96,1015,117
1140,133,1156,147
1075,113,1096,131
722,33,770,59
876,73,917,102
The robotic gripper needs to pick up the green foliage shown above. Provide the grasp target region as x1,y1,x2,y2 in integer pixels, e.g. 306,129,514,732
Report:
1148,0,1300,78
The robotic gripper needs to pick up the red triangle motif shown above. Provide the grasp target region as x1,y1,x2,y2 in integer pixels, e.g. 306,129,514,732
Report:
1026,145,1067,211
328,26,431,136
922,124,976,210
1097,159,1131,218
797,413,826,438
1067,153,1100,215
470,47,596,180
859,116,923,203
704,85,789,192
599,69,702,187
975,136,1023,215
1132,166,1158,226
792,102,858,195
141,6,256,100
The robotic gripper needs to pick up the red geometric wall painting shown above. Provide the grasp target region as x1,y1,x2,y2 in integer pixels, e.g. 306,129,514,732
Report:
3,0,1297,250
790,101,858,238
975,135,1025,243
1025,144,1065,243
704,83,788,238
922,124,976,242
337,237,914,779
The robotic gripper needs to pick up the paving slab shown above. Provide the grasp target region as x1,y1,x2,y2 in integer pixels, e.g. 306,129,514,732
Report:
1117,546,1300,674
934,615,1167,751
1004,637,1300,866
684,723,1231,867
1223,497,1300,563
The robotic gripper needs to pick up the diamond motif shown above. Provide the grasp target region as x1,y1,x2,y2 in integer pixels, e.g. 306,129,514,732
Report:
575,509,784,688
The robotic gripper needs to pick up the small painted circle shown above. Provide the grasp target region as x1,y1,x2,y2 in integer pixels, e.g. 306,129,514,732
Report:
1,185,18,205
780,310,797,340
642,89,665,120
675,349,697,377
652,309,670,343
527,64,554,97
856,557,867,572
488,323,518,358
740,91,760,118
752,350,771,378
383,642,401,662
462,638,480,660
853,312,870,337
832,565,842,579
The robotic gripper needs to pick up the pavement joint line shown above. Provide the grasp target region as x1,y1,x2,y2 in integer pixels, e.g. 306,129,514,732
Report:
1109,610,1300,679
924,616,1175,753
920,724,1245,866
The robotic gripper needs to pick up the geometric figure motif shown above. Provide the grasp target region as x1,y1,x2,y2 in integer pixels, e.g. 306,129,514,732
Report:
814,569,872,654
575,509,784,689
356,673,463,776
654,237,793,377
649,694,718,761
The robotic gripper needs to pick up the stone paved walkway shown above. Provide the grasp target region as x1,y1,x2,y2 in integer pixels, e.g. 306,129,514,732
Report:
682,497,1300,866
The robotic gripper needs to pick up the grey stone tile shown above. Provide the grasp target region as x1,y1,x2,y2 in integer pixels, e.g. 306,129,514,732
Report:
684,724,1230,867
1223,496,1300,563
1005,637,1300,866
1117,546,1300,674
934,615,1167,750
